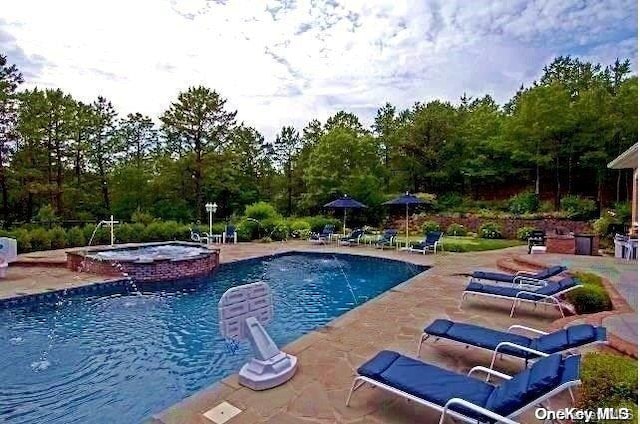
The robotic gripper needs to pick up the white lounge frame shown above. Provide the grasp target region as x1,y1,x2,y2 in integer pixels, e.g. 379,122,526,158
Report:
346,354,582,424
460,283,583,318
403,233,443,255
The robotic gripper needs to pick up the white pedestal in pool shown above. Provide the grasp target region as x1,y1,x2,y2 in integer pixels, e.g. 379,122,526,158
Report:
218,281,297,391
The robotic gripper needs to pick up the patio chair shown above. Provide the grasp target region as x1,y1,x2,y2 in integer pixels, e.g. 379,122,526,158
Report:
418,319,606,367
189,228,210,244
374,229,397,249
408,231,443,254
461,277,582,318
346,350,581,424
309,224,335,245
471,265,567,286
339,229,364,246
527,230,546,254
222,225,237,244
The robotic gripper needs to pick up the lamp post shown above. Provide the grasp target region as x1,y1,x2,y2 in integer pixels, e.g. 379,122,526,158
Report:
205,202,218,240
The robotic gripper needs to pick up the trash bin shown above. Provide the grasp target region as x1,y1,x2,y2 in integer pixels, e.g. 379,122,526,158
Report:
575,234,596,255
614,234,628,258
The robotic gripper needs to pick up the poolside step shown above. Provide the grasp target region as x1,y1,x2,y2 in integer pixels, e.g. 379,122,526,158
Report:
496,256,540,274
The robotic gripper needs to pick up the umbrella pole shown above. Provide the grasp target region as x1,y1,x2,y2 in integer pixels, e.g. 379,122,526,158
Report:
343,209,347,236
406,204,409,247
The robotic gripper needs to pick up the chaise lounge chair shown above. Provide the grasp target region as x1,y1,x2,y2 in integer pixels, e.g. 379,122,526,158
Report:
347,350,581,424
309,224,335,245
418,319,606,367
461,277,582,317
471,265,567,286
189,228,210,244
374,229,397,249
407,231,443,254
339,229,364,246
222,225,237,244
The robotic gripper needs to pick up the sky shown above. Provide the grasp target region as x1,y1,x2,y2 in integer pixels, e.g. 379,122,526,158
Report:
1,0,637,140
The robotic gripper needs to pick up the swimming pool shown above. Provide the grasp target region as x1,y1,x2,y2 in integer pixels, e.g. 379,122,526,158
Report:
0,252,427,423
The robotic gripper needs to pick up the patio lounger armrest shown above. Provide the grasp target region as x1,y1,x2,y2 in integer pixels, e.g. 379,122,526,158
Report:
513,276,547,286
514,290,557,301
490,342,549,370
514,270,537,276
467,366,512,381
439,398,519,424
507,324,549,336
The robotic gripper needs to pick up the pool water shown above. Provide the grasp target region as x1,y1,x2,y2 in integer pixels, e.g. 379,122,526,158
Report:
0,253,426,424
88,244,208,261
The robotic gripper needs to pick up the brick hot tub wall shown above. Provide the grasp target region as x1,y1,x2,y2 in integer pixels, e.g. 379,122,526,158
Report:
67,249,220,282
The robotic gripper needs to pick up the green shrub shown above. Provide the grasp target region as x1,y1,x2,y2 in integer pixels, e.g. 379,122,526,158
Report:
244,202,279,221
539,200,555,213
479,222,503,239
593,215,615,236
566,286,612,314
49,227,67,249
265,219,289,241
614,202,632,223
35,204,59,227
115,223,135,243
306,215,340,233
143,222,166,242
235,218,257,241
446,223,466,236
66,226,86,247
435,193,464,211
575,271,604,287
516,226,537,241
560,195,597,219
421,220,441,234
131,209,156,225
29,228,51,251
508,191,539,215
578,352,638,422
565,273,611,314
12,229,32,253
288,218,311,238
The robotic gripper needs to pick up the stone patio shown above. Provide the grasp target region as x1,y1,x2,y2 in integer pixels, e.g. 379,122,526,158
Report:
4,242,635,423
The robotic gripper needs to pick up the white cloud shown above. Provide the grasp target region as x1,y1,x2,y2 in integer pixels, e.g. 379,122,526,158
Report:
1,0,637,140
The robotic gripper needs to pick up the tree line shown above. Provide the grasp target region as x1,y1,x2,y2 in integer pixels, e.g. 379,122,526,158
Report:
0,54,636,226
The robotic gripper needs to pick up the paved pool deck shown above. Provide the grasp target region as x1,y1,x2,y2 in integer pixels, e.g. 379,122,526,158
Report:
4,243,636,423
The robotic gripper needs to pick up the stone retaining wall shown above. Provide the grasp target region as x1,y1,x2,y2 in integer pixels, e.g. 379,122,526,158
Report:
391,214,592,239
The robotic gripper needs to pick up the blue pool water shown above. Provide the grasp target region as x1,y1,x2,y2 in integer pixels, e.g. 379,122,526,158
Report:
0,252,427,423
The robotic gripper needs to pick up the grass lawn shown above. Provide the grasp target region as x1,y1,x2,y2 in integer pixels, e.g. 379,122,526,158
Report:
394,235,525,252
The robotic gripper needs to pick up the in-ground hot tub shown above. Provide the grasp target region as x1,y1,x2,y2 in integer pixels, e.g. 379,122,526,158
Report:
66,242,219,282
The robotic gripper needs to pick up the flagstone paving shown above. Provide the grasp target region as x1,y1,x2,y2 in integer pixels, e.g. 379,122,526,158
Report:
4,242,634,423
151,242,592,424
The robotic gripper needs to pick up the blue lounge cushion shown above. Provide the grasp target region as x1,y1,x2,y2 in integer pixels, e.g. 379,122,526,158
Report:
472,271,515,283
377,354,494,418
357,350,400,379
485,354,563,416
465,278,576,301
533,265,566,279
425,320,604,358
531,325,605,353
472,265,566,284
424,319,533,357
357,351,579,421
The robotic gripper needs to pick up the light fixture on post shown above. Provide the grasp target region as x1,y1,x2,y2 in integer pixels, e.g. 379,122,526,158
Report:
205,202,218,242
